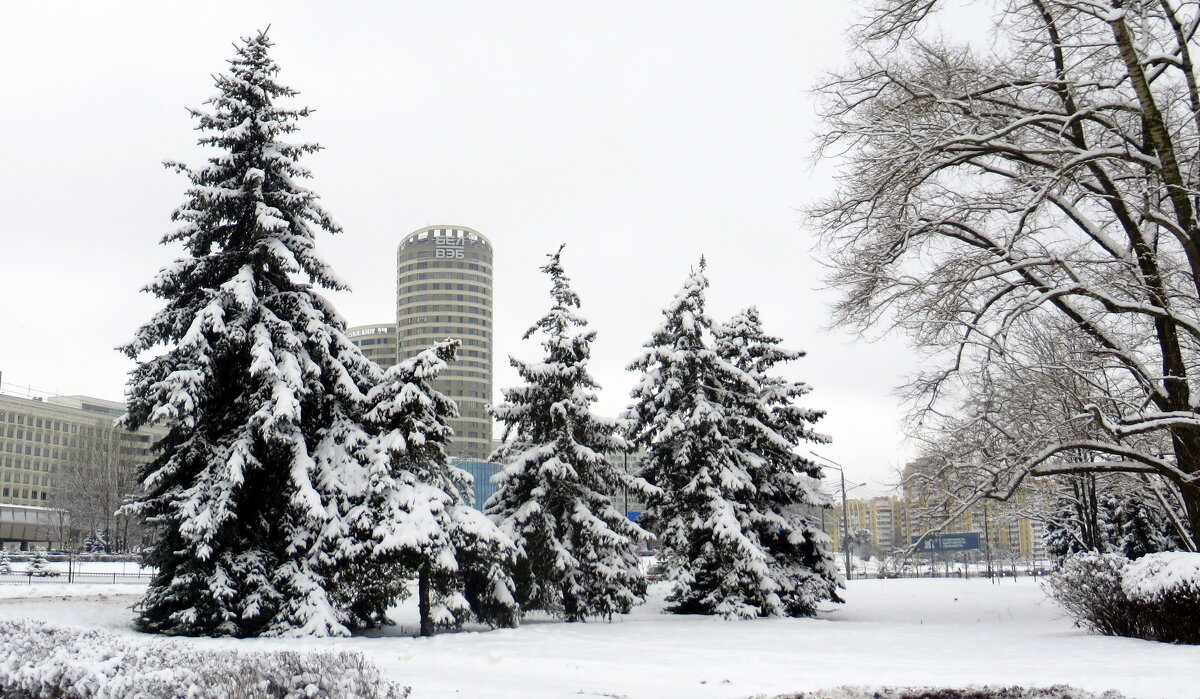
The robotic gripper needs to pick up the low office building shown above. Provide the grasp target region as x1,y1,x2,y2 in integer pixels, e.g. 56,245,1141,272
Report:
0,392,166,549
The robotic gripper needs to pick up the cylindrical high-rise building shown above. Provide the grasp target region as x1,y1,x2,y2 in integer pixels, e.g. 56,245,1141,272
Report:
395,225,494,460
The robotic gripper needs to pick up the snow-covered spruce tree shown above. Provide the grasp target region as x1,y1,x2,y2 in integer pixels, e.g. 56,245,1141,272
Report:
625,260,838,618
350,339,518,636
487,247,649,621
120,31,379,637
713,307,842,616
1044,474,1188,561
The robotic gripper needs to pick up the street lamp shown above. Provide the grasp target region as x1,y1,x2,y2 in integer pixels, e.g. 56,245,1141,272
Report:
809,451,855,580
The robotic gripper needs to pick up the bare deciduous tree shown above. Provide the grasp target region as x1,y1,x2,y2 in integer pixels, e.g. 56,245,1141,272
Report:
809,0,1200,547
52,420,143,552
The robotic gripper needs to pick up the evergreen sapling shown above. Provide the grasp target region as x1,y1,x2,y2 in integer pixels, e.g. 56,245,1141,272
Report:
355,339,519,635
488,247,649,621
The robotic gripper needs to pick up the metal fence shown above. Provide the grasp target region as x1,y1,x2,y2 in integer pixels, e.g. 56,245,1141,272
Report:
0,570,152,585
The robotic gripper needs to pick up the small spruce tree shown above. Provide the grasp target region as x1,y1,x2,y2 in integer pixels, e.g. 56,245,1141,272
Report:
351,339,519,636
487,247,649,621
625,261,838,618
0,549,12,575
84,528,110,554
121,30,378,637
27,554,53,577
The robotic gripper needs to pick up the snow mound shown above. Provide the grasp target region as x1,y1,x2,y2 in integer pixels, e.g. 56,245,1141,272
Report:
778,685,1128,699
1120,552,1200,603
0,619,409,698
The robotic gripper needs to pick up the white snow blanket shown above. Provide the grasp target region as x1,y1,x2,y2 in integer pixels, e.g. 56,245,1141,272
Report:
0,578,1197,698
1120,551,1200,603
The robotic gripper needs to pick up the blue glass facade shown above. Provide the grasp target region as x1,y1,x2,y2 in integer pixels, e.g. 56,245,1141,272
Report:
452,459,502,510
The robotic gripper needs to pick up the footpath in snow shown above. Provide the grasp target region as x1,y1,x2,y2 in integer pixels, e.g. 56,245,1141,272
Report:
0,577,1197,698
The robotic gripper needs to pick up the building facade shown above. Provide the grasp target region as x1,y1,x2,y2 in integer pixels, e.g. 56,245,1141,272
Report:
0,393,166,548
391,225,495,460
828,493,1048,561
347,324,399,367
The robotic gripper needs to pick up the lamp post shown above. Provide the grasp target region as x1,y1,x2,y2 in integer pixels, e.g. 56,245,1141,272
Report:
810,452,854,580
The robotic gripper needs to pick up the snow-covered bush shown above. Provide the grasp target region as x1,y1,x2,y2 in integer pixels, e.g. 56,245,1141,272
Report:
1120,552,1200,644
0,619,409,698
0,550,12,575
25,554,58,578
1044,554,1141,638
1046,552,1200,644
778,686,1126,698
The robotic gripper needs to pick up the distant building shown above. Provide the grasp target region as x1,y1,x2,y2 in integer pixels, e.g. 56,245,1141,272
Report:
395,225,494,460
822,462,1050,561
351,226,495,460
453,458,501,511
346,324,398,367
0,392,166,549
827,495,906,556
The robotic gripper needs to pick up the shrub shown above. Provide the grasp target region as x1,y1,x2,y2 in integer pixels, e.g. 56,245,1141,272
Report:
0,619,409,698
1043,553,1143,638
776,686,1127,698
1045,551,1200,644
1120,552,1200,644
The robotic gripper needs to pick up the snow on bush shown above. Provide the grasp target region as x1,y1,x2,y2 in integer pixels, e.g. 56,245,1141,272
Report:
0,619,409,698
1119,552,1200,644
777,686,1127,698
1046,552,1200,644
1120,552,1200,603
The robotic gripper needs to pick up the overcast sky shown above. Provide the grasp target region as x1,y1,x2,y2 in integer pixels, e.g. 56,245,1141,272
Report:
0,1,946,491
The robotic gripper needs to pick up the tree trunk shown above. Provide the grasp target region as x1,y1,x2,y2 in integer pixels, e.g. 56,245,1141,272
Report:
418,566,433,637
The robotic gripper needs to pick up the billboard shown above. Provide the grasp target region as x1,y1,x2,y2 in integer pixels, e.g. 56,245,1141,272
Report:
911,533,982,552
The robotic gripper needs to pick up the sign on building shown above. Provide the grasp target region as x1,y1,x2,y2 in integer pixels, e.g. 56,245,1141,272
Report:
911,532,982,552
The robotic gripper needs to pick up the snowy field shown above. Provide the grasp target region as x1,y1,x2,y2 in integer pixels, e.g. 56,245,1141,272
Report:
0,577,1197,698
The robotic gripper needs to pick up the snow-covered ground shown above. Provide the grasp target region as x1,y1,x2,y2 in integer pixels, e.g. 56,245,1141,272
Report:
0,577,1196,698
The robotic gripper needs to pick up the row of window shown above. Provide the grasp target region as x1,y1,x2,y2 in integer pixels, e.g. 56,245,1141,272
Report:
0,486,48,501
398,270,490,286
1,411,86,430
435,362,490,373
400,314,490,328
401,326,490,340
434,379,490,390
3,442,60,458
1,471,51,486
398,283,491,297
1,456,55,472
439,391,489,403
397,260,492,276
397,293,490,307
398,303,492,318
401,336,488,349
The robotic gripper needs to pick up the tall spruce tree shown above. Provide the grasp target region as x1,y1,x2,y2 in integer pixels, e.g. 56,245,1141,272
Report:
625,261,838,618
714,307,841,616
488,247,648,621
352,340,519,635
121,31,378,637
